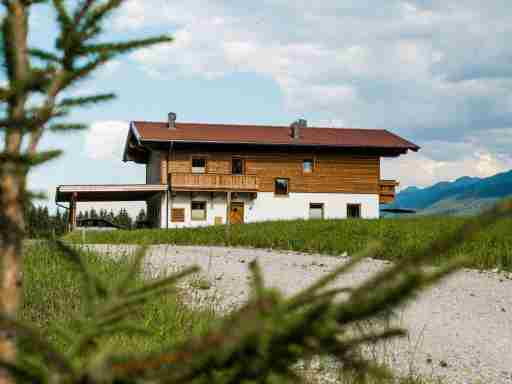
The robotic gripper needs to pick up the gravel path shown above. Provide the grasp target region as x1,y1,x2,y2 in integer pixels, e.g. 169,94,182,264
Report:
81,244,512,384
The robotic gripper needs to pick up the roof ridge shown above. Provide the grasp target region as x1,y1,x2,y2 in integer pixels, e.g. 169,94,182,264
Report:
133,120,386,131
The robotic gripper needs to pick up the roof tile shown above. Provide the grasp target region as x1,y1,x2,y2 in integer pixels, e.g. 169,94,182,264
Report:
131,121,419,151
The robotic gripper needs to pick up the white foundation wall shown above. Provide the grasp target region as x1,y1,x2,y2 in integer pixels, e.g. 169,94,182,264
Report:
168,192,228,228
247,192,379,222
166,192,379,228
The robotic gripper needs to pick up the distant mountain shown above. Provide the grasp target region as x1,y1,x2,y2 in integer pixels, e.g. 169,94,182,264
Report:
388,169,512,216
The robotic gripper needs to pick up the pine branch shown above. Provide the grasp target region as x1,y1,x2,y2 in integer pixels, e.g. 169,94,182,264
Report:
0,149,62,166
0,314,74,376
28,48,60,63
80,35,173,55
81,0,123,33
49,123,87,131
58,93,115,108
51,0,73,39
73,0,96,24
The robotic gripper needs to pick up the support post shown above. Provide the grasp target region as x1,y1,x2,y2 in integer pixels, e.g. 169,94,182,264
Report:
225,191,231,244
69,192,77,231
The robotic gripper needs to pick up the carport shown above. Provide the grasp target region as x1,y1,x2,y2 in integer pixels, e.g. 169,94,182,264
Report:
55,184,169,230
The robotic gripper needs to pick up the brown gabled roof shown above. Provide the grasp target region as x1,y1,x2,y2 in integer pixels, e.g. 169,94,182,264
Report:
130,121,420,151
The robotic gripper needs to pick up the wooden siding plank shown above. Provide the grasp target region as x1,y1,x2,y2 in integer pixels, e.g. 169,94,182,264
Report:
168,148,382,194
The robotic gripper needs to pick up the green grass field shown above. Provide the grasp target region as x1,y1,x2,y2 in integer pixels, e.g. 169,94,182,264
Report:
65,216,512,271
21,241,438,384
21,241,215,355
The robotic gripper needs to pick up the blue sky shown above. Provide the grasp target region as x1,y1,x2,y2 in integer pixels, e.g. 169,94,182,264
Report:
17,1,512,213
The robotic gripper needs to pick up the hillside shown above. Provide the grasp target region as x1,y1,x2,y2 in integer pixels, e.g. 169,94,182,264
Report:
390,169,512,215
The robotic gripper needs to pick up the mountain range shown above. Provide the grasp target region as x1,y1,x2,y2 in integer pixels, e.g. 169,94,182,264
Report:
388,169,512,216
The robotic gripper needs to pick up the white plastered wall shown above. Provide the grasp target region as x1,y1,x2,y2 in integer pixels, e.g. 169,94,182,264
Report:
166,192,379,228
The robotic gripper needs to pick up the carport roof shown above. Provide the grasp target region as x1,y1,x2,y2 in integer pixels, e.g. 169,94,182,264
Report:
56,184,167,202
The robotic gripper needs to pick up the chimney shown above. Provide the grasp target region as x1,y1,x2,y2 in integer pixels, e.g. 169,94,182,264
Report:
290,118,306,139
168,112,177,129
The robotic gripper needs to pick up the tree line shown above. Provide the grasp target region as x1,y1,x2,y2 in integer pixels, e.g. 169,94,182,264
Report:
77,208,147,229
24,205,147,237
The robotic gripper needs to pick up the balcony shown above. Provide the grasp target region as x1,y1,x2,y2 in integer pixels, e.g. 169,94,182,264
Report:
379,180,399,204
170,173,259,192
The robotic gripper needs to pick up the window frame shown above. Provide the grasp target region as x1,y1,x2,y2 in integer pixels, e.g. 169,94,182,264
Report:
303,158,315,174
274,178,290,196
347,203,361,219
191,156,207,174
191,201,207,221
309,203,324,220
171,208,185,223
231,157,245,175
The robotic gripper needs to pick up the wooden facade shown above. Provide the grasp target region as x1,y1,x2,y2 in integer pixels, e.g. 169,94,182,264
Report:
379,180,399,204
167,148,383,195
170,173,259,192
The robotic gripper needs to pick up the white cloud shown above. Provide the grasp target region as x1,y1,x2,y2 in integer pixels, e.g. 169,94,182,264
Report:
85,121,129,160
113,0,512,186
119,0,512,140
382,141,512,189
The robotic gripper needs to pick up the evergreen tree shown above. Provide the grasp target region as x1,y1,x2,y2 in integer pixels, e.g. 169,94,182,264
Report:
136,208,147,223
89,208,98,219
0,2,171,373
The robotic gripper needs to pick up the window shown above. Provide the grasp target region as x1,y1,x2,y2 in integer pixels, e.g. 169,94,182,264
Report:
274,178,289,196
171,208,185,223
309,203,324,219
192,157,206,173
303,159,314,173
191,201,207,220
232,158,244,175
347,204,361,219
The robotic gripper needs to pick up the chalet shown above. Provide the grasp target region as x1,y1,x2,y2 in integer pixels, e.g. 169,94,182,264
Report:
56,113,419,229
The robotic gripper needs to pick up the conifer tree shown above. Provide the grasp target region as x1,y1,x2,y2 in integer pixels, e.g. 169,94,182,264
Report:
0,1,172,380
136,208,147,223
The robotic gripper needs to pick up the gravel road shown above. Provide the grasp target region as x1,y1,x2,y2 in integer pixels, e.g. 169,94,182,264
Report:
82,244,512,384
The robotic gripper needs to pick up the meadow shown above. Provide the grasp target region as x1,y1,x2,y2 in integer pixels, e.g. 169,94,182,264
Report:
21,241,215,355
65,216,512,271
22,241,438,384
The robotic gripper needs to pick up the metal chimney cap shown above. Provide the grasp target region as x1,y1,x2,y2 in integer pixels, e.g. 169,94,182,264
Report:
168,112,177,129
297,118,307,127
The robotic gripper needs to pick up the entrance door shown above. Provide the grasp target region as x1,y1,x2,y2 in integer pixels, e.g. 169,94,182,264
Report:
229,202,244,224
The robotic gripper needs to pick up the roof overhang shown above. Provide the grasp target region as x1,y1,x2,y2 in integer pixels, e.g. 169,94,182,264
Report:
123,122,152,164
56,184,168,203
139,140,413,157
122,121,420,162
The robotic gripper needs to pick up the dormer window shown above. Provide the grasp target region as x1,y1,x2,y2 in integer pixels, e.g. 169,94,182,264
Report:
192,157,206,173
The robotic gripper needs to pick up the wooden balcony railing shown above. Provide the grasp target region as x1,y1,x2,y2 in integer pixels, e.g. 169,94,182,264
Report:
379,179,399,204
170,173,259,192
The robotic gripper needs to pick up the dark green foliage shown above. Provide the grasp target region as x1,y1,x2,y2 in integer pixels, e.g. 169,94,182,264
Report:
76,208,135,228
0,1,171,380
66,214,512,271
4,199,511,383
113,208,133,229
24,203,68,238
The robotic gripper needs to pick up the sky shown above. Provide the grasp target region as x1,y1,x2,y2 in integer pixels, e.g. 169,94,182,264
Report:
16,0,512,213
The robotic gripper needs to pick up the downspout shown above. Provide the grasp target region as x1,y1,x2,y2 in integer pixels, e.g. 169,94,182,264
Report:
166,142,171,229
167,141,173,229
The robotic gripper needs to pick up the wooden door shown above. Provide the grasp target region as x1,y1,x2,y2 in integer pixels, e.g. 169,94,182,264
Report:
229,202,244,224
